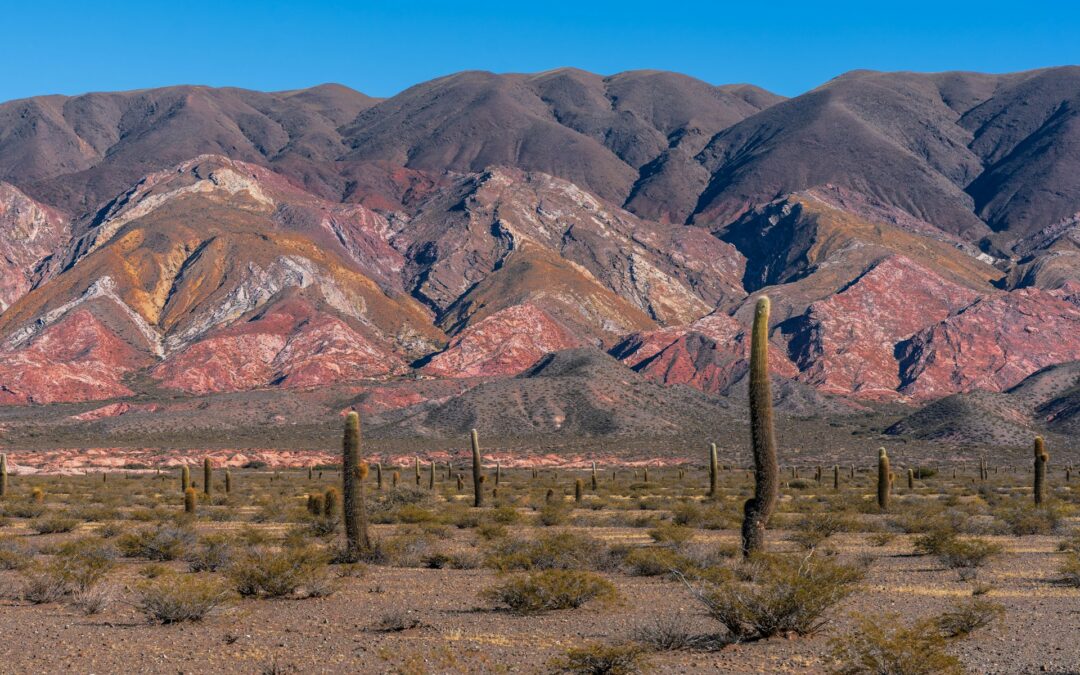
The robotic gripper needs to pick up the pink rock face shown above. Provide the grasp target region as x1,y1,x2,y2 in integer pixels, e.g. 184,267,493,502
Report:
899,288,1080,399
618,313,797,394
70,402,160,421
421,304,582,378
0,182,67,311
152,297,406,394
0,309,148,404
793,256,982,398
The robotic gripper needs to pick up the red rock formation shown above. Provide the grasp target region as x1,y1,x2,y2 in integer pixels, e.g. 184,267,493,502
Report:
0,182,67,311
0,309,150,404
793,256,982,398
899,288,1080,399
152,297,407,395
421,304,581,378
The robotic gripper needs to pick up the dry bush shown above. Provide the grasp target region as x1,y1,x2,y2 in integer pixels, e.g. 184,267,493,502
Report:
228,545,333,598
684,553,864,642
995,504,1063,536
50,537,118,590
830,613,963,675
117,523,196,561
70,584,115,615
647,523,695,545
0,537,34,570
550,642,649,674
631,614,702,651
29,516,80,535
1059,552,1080,587
935,598,1004,638
483,569,618,613
136,573,232,623
371,609,423,632
185,535,235,572
485,531,611,572
788,514,860,550
935,537,1001,579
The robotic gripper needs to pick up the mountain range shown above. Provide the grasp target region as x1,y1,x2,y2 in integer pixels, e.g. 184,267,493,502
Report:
3,66,1080,450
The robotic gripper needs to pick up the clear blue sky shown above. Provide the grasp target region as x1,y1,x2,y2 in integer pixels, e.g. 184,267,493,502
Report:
3,0,1079,102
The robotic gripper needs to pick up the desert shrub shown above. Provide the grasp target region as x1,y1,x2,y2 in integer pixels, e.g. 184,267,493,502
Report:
648,523,694,545
936,537,1001,578
995,505,1063,536
490,505,521,524
476,522,507,540
482,569,617,613
1057,533,1080,552
228,545,333,598
29,516,80,535
1059,552,1080,587
139,563,169,579
550,642,649,674
308,516,340,537
117,523,196,561
371,609,423,632
185,535,235,572
891,503,972,535
789,514,859,550
96,522,125,539
788,479,812,490
685,553,864,641
136,573,232,623
622,547,688,577
50,538,118,590
868,532,895,547
4,502,45,519
0,537,34,570
70,584,114,615
485,532,610,572
631,614,701,651
539,502,571,526
935,598,1004,638
20,566,69,604
830,613,963,675
368,530,439,567
912,528,957,556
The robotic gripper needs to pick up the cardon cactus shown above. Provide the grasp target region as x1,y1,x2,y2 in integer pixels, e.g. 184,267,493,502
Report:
456,474,464,491
184,487,197,514
741,296,779,557
429,460,435,490
414,457,421,486
496,461,501,486
471,429,484,507
907,467,914,490
225,470,232,494
1034,436,1050,506
709,443,718,497
342,411,371,558
833,465,839,490
574,478,583,503
324,487,339,518
181,465,191,493
375,462,383,490
203,457,213,496
0,453,7,499
877,448,892,511
591,461,598,491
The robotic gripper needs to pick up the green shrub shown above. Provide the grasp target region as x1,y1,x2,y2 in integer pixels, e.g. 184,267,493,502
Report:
482,569,617,613
0,537,34,570
1059,552,1080,587
185,535,234,572
550,642,649,674
936,537,1001,577
117,524,196,561
228,545,333,598
996,505,1063,536
136,573,232,623
830,613,963,675
647,523,694,545
485,532,611,572
29,516,80,535
934,598,1003,638
686,554,864,641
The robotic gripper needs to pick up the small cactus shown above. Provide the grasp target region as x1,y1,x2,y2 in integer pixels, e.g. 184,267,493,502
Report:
574,478,583,503
375,462,383,490
833,465,839,490
545,488,555,504
1034,436,1049,506
31,486,44,503
392,471,400,488
324,487,339,518
907,467,914,490
308,466,313,480
429,460,435,490
456,474,464,491
495,461,501,486
181,465,190,493
708,443,718,498
203,457,213,496
1,453,8,499
225,470,232,494
591,461,598,491
877,448,892,511
471,428,484,508
184,487,197,514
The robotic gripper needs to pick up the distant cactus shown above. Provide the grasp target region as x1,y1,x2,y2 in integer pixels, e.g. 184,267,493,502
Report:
184,487,197,514
225,470,232,494
546,488,555,504
392,471,400,488
495,461,501,486
877,448,892,511
1034,436,1049,506
414,457,421,486
833,465,839,490
181,465,190,493
709,443,718,498
375,462,383,490
203,457,213,496
906,467,914,490
308,466,313,480
471,429,484,508
741,296,779,557
591,461,598,491
342,411,371,558
306,493,320,515
574,479,583,503
643,466,649,483
429,460,435,490
324,487,339,518
456,474,464,491
31,486,44,503
0,453,7,499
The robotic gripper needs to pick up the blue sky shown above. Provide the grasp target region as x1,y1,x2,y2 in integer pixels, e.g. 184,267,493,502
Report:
2,0,1078,102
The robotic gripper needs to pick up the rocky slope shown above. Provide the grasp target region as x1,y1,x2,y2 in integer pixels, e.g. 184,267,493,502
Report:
4,68,1080,449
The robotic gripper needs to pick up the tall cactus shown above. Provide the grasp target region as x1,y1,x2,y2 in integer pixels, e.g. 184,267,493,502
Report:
184,487,197,514
708,443,718,498
575,478,583,503
429,460,435,490
591,461,598,491
741,296,779,557
471,428,484,507
495,461,501,486
907,467,914,490
181,465,191,493
877,448,891,510
0,453,7,499
833,465,839,490
1034,436,1049,505
203,457,213,495
375,462,383,490
342,411,371,559
224,470,232,494
414,457,421,486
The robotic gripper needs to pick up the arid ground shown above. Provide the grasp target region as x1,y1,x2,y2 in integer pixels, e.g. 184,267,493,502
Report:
0,462,1078,673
